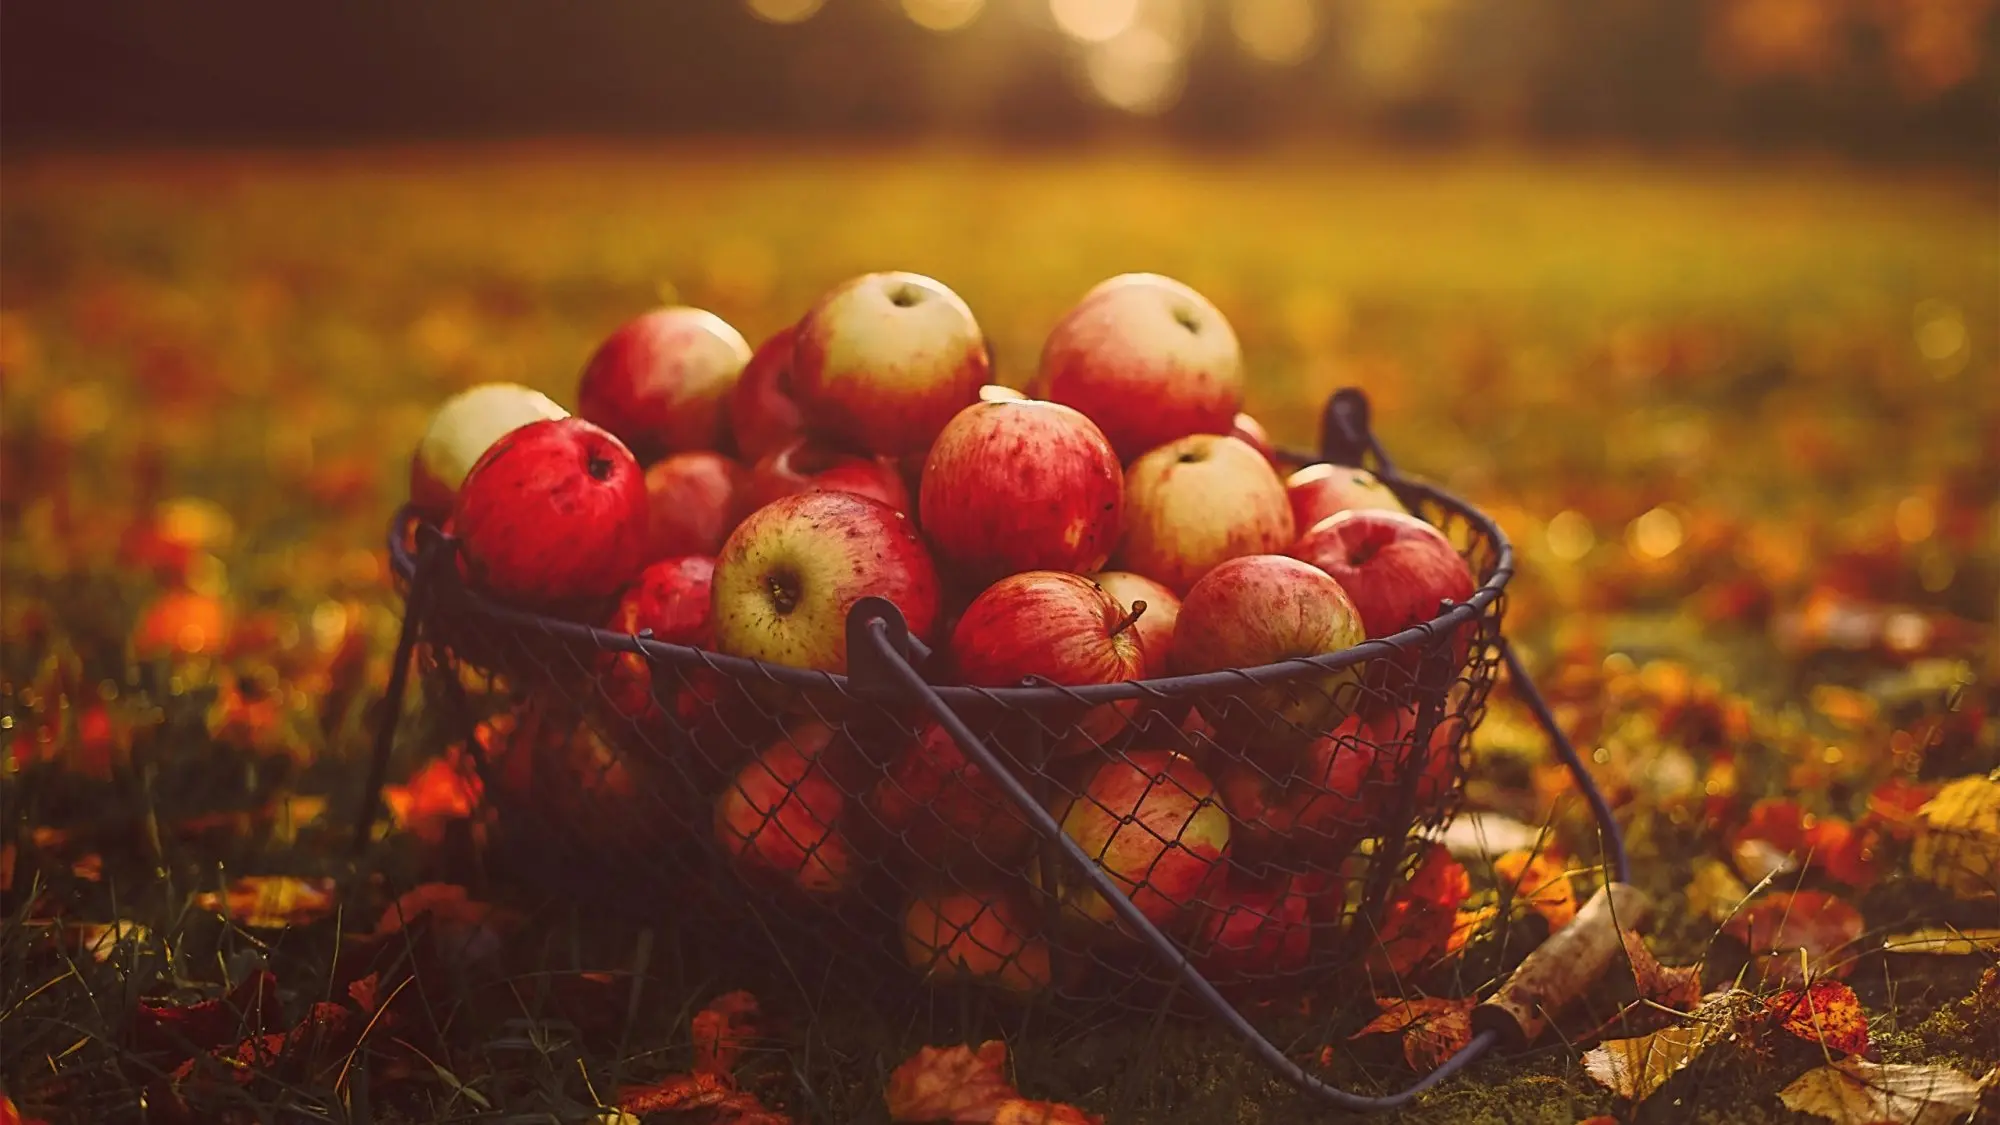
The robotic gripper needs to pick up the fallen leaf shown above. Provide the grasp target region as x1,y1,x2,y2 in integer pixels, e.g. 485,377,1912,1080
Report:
1446,905,1499,956
1363,845,1472,976
1765,981,1869,1056
619,1072,737,1114
196,876,336,929
347,972,383,1014
990,1101,1101,1125
1620,929,1701,1011
382,747,484,845
1866,777,1942,839
1351,996,1477,1073
1582,1021,1722,1103
70,919,156,964
177,1001,357,1087
134,970,281,1057
1684,857,1752,925
373,883,515,962
1880,928,2000,956
1723,890,1864,987
885,1041,1016,1123
1911,774,2000,900
692,991,761,1077
1493,848,1578,928
1,1094,51,1125
1778,1058,1987,1125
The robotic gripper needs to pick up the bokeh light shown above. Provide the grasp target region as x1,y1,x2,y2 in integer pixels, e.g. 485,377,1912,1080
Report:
1051,0,1141,44
902,0,986,33
1229,0,1317,67
745,0,825,26
1628,506,1686,560
1085,26,1186,114
1546,510,1596,562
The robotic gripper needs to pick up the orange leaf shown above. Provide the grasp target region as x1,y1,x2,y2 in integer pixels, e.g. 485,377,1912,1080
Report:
990,1100,1101,1125
692,990,761,1077
382,747,484,845
1363,845,1471,977
885,1040,1017,1123
1864,777,1941,839
132,590,231,659
1350,995,1476,1074
1723,890,1864,988
1493,848,1578,928
1,1094,50,1125
195,876,336,929
1446,905,1499,956
619,1072,737,1114
1765,981,1869,1056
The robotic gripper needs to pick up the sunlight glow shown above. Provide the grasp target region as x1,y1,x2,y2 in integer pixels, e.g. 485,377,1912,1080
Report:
1051,0,1141,44
745,0,825,25
903,0,987,32
1085,26,1185,114
1229,0,1317,66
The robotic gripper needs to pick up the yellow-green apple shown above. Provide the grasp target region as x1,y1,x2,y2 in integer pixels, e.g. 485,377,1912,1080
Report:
745,437,912,516
1032,273,1243,461
791,272,989,457
1229,411,1277,465
979,383,1028,402
1089,570,1180,668
901,887,1052,992
1289,509,1476,669
1192,871,1312,979
578,307,752,461
1118,434,1294,594
951,571,1148,752
596,555,714,722
710,491,940,673
872,722,1033,867
921,400,1123,583
729,323,806,461
1215,713,1379,861
452,418,649,603
1285,463,1408,531
1053,750,1230,932
714,723,856,896
643,451,748,560
408,382,568,519
1169,554,1366,758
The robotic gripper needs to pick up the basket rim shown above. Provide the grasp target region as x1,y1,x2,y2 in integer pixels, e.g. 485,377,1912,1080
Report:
388,449,1513,708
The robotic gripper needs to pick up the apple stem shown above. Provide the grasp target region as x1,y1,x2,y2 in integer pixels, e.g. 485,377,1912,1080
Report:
1109,600,1148,639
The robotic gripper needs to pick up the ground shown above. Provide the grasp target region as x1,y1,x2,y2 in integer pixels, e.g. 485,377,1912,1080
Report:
1,145,1996,1124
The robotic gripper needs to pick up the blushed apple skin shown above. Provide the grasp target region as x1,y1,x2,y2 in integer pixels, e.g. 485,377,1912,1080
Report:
409,382,569,519
745,437,912,517
1290,508,1478,694
1033,274,1244,461
1216,711,1379,861
1286,463,1409,532
714,724,856,896
1169,554,1367,760
901,888,1052,992
1118,434,1294,596
597,555,715,722
921,400,1124,584
872,721,1034,866
730,323,807,462
578,307,752,461
709,490,940,674
452,417,650,603
951,571,1148,751
1090,570,1180,670
1229,411,1278,465
1192,873,1313,979
643,452,748,560
791,272,990,457
1055,750,1230,932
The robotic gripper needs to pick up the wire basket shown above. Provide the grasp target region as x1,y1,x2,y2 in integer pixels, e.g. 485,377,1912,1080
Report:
361,388,1633,1112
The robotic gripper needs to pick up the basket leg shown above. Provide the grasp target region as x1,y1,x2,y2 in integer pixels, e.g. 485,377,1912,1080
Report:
1496,636,1629,885
350,537,448,854
846,598,1499,1113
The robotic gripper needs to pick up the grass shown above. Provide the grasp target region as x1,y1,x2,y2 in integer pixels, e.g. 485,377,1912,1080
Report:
2,143,1997,1124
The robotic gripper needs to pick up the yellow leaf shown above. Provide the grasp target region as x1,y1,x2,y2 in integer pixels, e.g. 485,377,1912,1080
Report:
195,875,337,929
1911,774,2000,899
1881,928,2000,956
1582,1022,1721,1103
1778,1058,1989,1125
1685,856,1751,924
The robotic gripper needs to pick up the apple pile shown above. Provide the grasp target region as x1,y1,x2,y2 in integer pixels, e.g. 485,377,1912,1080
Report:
406,270,1480,992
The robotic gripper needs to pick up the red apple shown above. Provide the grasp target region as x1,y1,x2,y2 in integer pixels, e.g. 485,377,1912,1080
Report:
901,887,1052,992
1229,412,1277,465
714,724,857,896
1053,750,1230,932
921,400,1124,583
872,722,1033,867
1216,713,1378,860
578,307,752,461
1192,873,1312,979
1285,463,1408,532
729,323,806,462
1032,274,1243,461
1089,570,1180,668
452,418,649,603
1169,554,1366,758
489,701,658,853
1118,434,1293,595
791,272,989,457
1289,509,1476,673
643,452,748,560
951,571,1148,752
596,555,714,722
745,437,912,516
1366,703,1465,824
409,382,569,519
710,491,940,674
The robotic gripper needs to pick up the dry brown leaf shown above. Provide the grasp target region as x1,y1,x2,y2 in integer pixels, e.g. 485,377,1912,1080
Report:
1350,995,1477,1071
1778,1058,1989,1125
1881,928,2000,956
195,876,336,929
885,1041,1016,1123
1620,929,1701,1011
1911,774,2000,900
1494,848,1578,928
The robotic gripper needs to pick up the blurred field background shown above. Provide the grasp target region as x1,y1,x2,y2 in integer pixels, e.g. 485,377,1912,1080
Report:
3,2,1998,1123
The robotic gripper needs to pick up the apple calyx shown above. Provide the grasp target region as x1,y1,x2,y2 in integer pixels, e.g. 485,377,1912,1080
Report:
587,452,615,482
766,570,802,615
